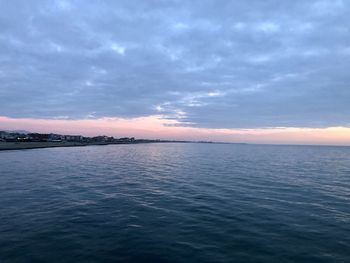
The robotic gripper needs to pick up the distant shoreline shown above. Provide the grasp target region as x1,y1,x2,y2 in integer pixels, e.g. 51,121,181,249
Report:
0,141,161,151
0,140,238,151
0,141,92,151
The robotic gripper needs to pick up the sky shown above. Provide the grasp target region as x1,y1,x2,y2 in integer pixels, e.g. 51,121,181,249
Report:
1,0,350,144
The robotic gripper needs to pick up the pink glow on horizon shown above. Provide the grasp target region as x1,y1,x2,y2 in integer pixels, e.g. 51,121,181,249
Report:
1,116,350,145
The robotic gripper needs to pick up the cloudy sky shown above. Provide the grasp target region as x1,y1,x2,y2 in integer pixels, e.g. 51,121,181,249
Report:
1,0,350,143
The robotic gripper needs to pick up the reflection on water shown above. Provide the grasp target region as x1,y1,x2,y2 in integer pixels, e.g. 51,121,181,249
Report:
0,143,350,262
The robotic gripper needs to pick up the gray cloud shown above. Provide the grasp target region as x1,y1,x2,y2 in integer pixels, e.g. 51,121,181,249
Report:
1,0,350,128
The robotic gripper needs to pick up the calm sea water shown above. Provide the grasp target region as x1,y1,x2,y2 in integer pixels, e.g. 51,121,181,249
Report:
0,143,350,262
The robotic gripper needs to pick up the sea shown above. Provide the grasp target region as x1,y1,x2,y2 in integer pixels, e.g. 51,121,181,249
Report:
0,143,349,262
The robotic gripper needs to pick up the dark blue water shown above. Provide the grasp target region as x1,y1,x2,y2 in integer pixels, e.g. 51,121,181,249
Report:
0,143,350,262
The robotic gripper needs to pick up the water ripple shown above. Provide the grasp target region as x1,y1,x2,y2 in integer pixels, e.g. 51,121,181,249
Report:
0,143,350,262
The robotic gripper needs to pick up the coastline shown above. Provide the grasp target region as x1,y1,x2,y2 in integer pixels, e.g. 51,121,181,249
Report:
0,131,218,152
0,140,203,151
0,141,135,151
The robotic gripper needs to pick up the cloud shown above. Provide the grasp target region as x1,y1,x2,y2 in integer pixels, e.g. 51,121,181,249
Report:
0,0,350,129
255,22,280,33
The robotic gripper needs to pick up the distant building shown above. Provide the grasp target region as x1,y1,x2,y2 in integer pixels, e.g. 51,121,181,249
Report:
91,136,110,142
0,131,7,139
64,135,83,142
114,137,135,143
28,133,50,142
48,134,65,142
